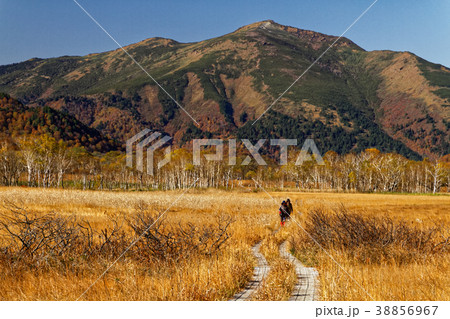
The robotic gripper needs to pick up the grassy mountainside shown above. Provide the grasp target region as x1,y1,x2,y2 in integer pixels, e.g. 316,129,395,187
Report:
0,20,448,158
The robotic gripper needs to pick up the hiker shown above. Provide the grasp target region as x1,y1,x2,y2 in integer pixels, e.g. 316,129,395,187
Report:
279,200,289,226
286,198,293,220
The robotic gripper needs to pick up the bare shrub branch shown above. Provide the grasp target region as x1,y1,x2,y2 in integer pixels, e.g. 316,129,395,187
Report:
300,205,450,264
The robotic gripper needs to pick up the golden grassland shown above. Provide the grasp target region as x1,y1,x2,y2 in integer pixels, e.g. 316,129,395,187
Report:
0,187,448,300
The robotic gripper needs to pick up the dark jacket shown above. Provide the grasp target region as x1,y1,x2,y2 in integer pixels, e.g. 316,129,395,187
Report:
279,204,289,216
287,202,293,215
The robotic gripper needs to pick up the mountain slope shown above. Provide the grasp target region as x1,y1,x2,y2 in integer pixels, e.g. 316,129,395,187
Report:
0,93,118,152
0,20,448,159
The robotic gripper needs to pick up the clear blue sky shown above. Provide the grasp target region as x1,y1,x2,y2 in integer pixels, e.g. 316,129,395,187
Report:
1,0,449,67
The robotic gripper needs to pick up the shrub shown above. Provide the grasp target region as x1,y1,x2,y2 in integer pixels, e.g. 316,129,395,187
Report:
298,206,449,264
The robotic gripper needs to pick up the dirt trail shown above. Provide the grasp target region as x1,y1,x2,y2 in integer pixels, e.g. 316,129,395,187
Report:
279,240,319,301
230,242,270,301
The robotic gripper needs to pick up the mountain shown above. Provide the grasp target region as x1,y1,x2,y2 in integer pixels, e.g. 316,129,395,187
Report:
0,93,118,152
0,20,449,159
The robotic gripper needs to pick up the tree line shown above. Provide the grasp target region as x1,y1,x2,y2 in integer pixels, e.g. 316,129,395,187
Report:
0,135,449,193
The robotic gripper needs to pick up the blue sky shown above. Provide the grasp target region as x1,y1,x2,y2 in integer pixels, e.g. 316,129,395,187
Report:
1,0,449,67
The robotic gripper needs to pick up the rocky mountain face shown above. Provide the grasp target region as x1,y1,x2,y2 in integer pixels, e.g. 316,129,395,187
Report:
0,20,449,159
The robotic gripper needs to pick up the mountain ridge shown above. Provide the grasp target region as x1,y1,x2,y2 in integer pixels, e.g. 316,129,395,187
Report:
0,20,449,159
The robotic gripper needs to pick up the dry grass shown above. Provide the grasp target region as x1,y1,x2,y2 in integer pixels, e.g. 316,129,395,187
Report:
0,187,448,300
290,205,449,301
0,187,272,300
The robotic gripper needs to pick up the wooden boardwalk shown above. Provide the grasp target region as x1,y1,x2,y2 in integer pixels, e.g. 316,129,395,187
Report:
279,241,319,301
230,242,270,301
